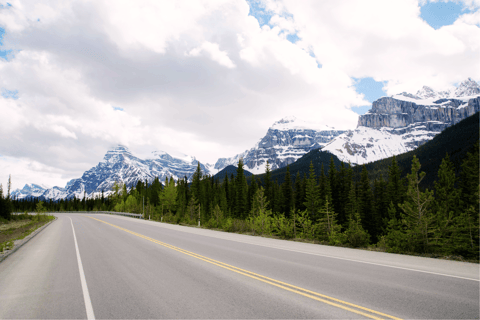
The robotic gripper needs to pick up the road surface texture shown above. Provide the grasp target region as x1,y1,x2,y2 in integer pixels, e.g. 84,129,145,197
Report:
0,213,478,319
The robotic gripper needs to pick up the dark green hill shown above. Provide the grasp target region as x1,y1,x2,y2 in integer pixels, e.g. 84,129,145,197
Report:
353,112,479,189
213,165,253,182
256,151,344,184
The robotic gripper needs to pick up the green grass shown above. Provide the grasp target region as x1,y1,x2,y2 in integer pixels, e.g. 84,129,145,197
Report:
0,214,55,253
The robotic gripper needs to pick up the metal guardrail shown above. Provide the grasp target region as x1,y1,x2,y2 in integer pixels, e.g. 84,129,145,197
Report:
12,211,144,219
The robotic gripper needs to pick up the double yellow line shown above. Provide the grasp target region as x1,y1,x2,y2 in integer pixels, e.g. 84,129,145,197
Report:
88,216,402,320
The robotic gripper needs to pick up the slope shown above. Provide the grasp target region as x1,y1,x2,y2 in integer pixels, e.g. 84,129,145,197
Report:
353,112,479,189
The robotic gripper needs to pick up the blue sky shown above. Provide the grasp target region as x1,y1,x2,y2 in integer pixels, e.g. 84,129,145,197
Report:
420,1,471,29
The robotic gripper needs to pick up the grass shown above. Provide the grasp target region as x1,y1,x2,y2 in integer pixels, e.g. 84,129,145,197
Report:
0,214,55,253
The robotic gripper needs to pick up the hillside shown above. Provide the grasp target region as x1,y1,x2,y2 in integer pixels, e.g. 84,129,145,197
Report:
353,111,479,189
255,150,344,185
212,165,253,182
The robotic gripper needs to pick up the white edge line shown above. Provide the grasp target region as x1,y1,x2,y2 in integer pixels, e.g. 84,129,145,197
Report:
99,214,480,282
70,217,96,320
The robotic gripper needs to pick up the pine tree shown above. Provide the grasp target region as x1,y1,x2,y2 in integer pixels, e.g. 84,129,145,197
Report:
328,156,339,219
387,156,405,218
374,176,388,234
318,163,328,207
304,162,320,222
264,161,273,210
398,156,435,253
459,142,479,213
281,166,293,217
235,159,248,219
358,165,378,241
317,197,342,244
191,162,203,202
294,172,304,213
433,154,460,253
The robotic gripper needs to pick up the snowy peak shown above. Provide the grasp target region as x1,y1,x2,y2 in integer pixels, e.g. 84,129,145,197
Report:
11,183,49,199
455,78,480,97
271,116,334,131
214,117,346,174
14,145,213,201
326,78,479,165
151,150,196,164
396,78,480,101
103,144,136,163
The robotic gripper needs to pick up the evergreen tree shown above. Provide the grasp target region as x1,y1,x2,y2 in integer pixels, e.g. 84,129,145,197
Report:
264,161,273,210
317,197,342,245
358,165,379,242
374,176,388,234
304,162,320,222
281,166,293,217
387,156,405,218
0,183,12,220
432,154,460,253
328,156,339,219
318,164,328,207
191,162,203,202
294,172,304,213
235,159,248,219
459,142,479,212
398,156,435,253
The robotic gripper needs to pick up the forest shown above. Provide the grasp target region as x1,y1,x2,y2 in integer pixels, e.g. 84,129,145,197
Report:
2,140,479,261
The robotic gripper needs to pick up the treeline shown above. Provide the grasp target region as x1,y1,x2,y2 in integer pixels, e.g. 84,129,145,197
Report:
3,143,479,260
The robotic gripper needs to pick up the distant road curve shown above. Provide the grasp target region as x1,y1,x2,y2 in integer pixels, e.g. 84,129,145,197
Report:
0,213,478,319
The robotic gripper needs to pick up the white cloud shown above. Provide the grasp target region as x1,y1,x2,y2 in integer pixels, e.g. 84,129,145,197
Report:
0,0,478,190
187,41,236,68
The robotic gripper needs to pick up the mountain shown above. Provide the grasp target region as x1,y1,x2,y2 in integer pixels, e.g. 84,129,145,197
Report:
262,112,478,190
212,165,253,182
11,183,49,200
354,111,479,189
12,145,212,200
323,78,480,164
214,116,346,174
256,150,344,185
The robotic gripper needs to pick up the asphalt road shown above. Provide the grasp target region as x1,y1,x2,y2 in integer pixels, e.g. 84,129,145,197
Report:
0,213,478,319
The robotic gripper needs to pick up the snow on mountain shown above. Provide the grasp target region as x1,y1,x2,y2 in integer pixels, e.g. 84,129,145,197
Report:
323,78,480,165
13,145,212,200
11,183,50,200
395,78,480,101
214,116,347,174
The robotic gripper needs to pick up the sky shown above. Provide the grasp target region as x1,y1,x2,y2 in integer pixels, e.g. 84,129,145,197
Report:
0,0,479,191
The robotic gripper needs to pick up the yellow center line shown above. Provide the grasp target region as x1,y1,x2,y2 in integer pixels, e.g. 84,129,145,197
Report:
88,216,402,320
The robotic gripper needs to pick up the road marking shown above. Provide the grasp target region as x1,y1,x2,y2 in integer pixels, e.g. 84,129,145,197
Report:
88,216,402,320
70,217,95,320
105,214,480,282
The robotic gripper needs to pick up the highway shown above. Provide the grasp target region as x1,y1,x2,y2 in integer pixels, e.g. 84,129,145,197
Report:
0,213,478,319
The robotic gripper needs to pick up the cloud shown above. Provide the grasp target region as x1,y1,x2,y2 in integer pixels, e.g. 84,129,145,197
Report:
187,41,236,68
0,0,478,190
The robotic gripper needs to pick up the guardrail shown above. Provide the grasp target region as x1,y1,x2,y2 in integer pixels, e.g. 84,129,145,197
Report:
12,211,144,219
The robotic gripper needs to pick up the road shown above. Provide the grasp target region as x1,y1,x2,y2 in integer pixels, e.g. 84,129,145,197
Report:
0,213,478,319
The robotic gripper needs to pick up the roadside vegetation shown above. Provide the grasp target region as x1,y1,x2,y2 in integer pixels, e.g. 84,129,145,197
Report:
0,194,55,253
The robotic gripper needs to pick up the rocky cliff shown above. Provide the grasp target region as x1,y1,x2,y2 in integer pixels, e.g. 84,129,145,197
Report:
214,116,346,174
358,96,479,134
323,78,480,164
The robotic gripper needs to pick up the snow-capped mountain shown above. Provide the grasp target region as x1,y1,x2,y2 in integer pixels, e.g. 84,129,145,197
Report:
12,145,212,200
214,116,346,174
323,78,480,164
11,183,49,200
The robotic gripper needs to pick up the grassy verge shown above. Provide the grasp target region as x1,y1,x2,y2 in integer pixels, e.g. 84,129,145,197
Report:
0,214,55,253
